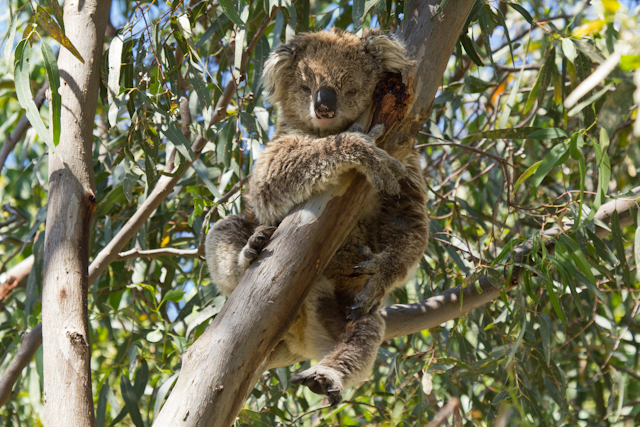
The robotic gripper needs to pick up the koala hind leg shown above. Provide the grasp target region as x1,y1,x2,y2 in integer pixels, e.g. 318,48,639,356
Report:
205,215,275,296
291,312,384,406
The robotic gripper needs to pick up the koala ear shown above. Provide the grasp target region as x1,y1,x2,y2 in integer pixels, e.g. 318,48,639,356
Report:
362,31,413,74
262,44,296,103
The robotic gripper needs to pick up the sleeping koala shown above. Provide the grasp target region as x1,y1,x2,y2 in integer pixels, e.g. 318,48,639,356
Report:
205,29,429,405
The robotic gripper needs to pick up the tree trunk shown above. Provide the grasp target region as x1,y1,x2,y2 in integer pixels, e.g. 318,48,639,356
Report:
41,0,110,425
153,2,474,426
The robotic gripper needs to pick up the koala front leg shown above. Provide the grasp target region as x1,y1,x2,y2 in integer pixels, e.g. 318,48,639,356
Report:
248,125,408,225
204,215,276,296
348,154,429,318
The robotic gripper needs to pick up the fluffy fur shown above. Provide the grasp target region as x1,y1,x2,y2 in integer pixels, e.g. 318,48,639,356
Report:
205,28,429,405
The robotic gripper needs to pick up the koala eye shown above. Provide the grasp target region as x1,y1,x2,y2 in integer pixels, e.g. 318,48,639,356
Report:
345,89,357,97
301,85,311,94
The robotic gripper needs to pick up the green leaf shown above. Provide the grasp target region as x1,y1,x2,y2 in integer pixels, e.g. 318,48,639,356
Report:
3,13,18,73
96,380,110,427
14,40,56,151
120,375,144,427
527,128,568,139
41,41,60,146
36,6,84,63
530,143,568,188
562,38,577,63
353,0,379,31
460,35,484,67
611,210,632,287
536,47,556,108
162,289,185,306
218,0,245,26
464,127,537,144
514,161,541,193
507,2,534,24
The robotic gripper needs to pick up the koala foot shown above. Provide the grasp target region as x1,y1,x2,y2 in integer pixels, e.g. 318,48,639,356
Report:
242,225,277,262
291,365,344,406
348,244,386,319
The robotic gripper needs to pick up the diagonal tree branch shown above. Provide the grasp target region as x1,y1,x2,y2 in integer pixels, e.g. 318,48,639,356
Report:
153,2,476,427
0,324,42,407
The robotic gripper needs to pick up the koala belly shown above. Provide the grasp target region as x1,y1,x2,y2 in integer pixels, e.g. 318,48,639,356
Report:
283,275,349,359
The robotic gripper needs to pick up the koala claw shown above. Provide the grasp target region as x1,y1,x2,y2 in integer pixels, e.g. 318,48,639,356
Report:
291,366,344,406
348,278,384,318
242,225,277,262
348,122,364,133
368,124,385,140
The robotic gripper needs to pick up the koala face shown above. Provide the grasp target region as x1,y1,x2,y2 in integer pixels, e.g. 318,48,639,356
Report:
263,29,412,137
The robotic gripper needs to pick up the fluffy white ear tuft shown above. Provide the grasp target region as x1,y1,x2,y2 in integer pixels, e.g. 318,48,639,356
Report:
362,31,413,74
262,44,295,104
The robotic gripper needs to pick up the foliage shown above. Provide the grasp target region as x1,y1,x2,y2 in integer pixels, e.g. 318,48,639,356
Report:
1,0,640,425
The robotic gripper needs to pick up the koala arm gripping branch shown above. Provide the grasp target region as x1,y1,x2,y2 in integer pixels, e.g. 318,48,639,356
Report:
349,153,429,318
248,125,408,226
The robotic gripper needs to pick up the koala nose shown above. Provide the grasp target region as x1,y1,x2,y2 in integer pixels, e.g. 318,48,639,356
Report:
314,87,337,119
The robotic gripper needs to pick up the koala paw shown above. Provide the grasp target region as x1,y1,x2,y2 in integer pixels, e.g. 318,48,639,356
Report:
350,243,380,276
242,226,277,262
347,278,385,320
291,365,344,406
367,149,407,196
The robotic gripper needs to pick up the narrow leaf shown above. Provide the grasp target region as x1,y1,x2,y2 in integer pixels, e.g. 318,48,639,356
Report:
218,0,245,26
611,210,632,287
120,375,144,427
530,143,568,188
4,14,18,73
460,35,484,67
36,6,84,63
41,41,60,146
514,161,541,193
14,40,56,151
528,128,568,139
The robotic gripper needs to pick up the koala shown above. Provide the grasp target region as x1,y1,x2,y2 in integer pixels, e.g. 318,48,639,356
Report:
205,29,429,405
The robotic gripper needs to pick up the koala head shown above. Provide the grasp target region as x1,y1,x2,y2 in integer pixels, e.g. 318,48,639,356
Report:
262,29,412,137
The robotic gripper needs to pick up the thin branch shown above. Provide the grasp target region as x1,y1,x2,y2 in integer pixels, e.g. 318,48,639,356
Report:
416,136,513,167
116,247,200,261
0,324,42,407
425,397,460,427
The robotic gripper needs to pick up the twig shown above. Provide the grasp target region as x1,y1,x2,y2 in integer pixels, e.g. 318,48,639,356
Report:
416,136,513,167
425,397,460,427
116,247,200,261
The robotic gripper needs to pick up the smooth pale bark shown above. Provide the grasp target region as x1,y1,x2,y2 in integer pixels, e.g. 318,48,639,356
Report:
41,0,110,425
153,2,475,427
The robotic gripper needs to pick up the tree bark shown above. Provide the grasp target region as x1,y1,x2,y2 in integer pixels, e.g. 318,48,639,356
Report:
153,2,475,426
41,0,110,425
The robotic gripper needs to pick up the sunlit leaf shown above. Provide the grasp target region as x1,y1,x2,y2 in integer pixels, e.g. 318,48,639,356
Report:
14,40,56,151
36,6,84,63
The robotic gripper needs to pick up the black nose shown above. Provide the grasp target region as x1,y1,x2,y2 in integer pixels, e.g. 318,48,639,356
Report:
314,87,337,119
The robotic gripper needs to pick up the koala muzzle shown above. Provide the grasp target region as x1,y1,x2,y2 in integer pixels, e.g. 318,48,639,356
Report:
314,87,337,119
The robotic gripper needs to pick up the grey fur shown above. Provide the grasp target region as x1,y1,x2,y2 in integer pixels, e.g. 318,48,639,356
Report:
205,29,429,405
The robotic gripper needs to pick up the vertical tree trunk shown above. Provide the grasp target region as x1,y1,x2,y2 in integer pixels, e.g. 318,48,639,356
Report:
41,0,110,425
153,2,474,426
